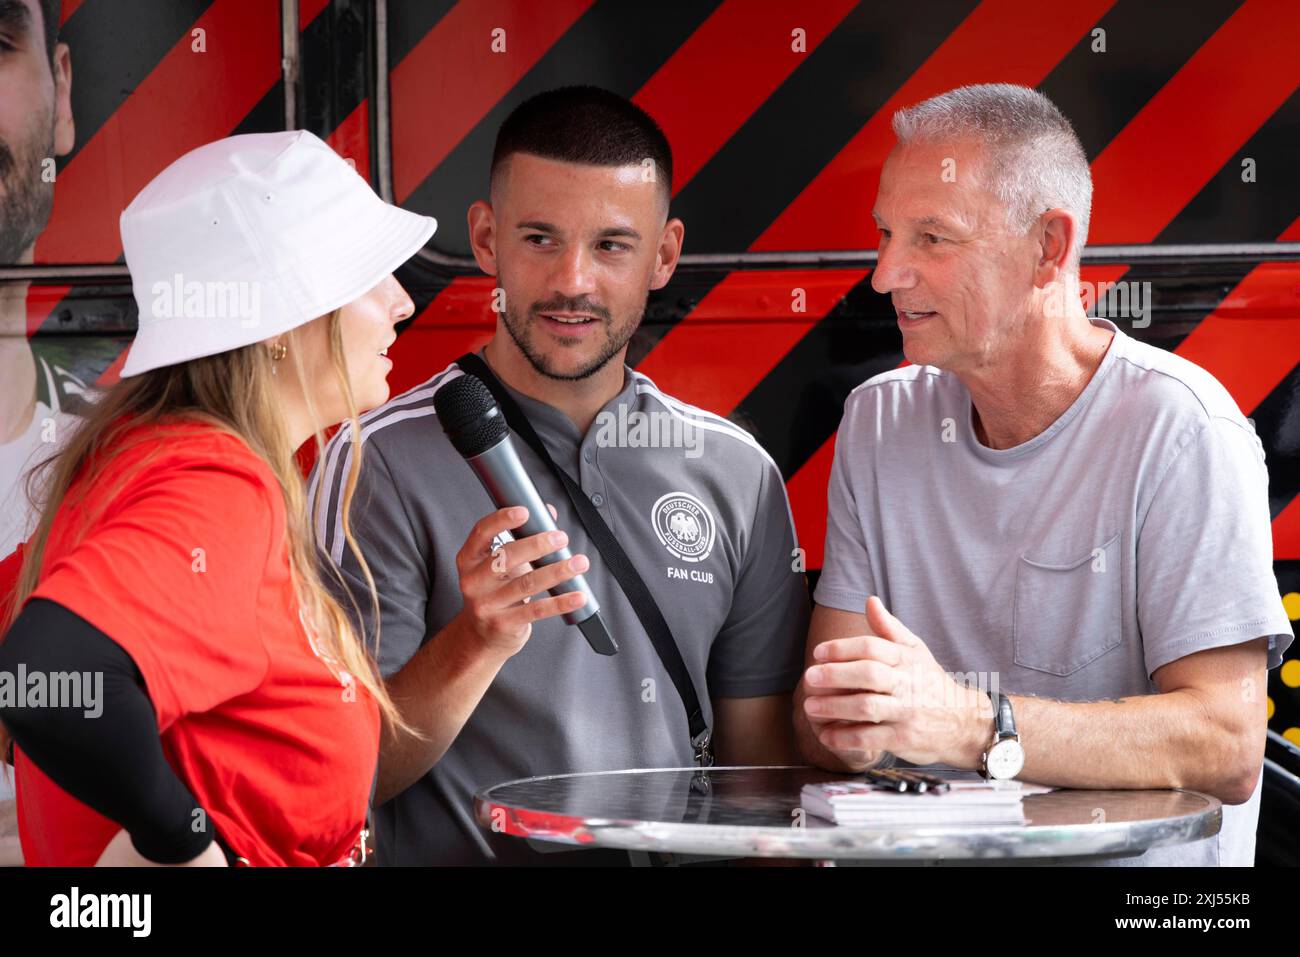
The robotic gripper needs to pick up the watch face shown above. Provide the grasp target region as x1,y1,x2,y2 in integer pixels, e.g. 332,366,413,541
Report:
987,739,1025,780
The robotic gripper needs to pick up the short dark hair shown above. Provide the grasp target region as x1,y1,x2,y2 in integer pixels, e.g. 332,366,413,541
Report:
38,0,60,60
489,86,673,203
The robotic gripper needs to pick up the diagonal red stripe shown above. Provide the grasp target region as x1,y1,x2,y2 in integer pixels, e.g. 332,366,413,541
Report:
95,348,129,389
1089,0,1300,244
25,284,70,338
326,98,371,184
34,0,281,263
1079,264,1133,289
301,0,331,29
390,0,594,205
787,434,836,570
1173,264,1300,414
635,269,867,411
60,0,84,26
753,0,1117,252
1271,494,1300,560
633,0,858,194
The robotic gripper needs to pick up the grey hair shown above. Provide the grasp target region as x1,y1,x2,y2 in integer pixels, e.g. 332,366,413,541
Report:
891,83,1092,270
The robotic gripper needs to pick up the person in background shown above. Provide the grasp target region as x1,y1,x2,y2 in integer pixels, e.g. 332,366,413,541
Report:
0,130,435,865
0,0,76,866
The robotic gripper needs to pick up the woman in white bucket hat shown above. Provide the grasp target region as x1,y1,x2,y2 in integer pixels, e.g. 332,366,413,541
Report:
0,130,435,866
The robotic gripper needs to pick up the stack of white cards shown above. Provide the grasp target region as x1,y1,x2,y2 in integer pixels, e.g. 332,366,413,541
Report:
801,770,1053,826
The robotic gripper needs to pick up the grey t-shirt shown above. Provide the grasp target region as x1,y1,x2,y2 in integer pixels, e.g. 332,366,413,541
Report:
309,359,809,865
814,318,1294,866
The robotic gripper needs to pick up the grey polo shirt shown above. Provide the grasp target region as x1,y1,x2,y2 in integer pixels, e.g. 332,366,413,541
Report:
309,358,809,865
814,317,1294,866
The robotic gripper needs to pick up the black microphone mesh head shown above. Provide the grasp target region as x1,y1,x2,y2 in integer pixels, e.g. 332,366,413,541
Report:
433,373,508,457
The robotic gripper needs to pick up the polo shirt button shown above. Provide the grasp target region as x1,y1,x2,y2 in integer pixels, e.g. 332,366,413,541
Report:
583,449,594,463
591,493,604,507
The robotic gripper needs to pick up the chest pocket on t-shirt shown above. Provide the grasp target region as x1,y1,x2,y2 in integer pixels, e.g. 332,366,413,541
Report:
1013,532,1122,676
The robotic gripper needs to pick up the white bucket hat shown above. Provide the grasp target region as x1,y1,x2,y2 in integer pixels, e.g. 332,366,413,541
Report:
118,130,437,378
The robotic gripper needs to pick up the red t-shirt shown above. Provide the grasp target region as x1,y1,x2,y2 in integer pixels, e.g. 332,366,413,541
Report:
14,420,380,866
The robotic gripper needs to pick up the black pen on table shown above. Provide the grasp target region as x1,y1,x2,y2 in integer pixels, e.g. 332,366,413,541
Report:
861,767,910,792
896,768,951,793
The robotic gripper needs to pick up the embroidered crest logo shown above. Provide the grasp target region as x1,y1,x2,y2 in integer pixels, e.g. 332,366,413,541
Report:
652,491,716,563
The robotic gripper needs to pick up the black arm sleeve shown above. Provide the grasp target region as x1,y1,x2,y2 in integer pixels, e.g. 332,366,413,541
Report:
0,598,214,863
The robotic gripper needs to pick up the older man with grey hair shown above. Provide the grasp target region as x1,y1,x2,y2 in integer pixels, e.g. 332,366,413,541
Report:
794,83,1293,866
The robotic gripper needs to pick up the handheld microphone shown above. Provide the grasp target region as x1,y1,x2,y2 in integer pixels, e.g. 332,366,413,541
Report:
434,373,618,656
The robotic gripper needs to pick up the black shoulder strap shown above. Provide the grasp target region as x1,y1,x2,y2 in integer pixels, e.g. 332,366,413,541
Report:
456,353,713,766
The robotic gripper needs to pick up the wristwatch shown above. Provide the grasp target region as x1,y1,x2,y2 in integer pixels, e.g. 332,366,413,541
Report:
980,691,1024,781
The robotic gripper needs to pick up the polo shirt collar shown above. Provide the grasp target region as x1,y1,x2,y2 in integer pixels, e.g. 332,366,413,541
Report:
475,349,640,444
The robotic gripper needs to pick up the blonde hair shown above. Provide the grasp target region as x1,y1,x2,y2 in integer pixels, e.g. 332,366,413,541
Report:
2,310,414,765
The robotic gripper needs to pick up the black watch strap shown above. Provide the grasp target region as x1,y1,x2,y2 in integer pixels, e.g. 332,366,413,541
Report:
988,690,1016,739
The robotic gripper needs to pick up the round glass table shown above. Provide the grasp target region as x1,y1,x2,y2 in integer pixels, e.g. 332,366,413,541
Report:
474,766,1222,865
